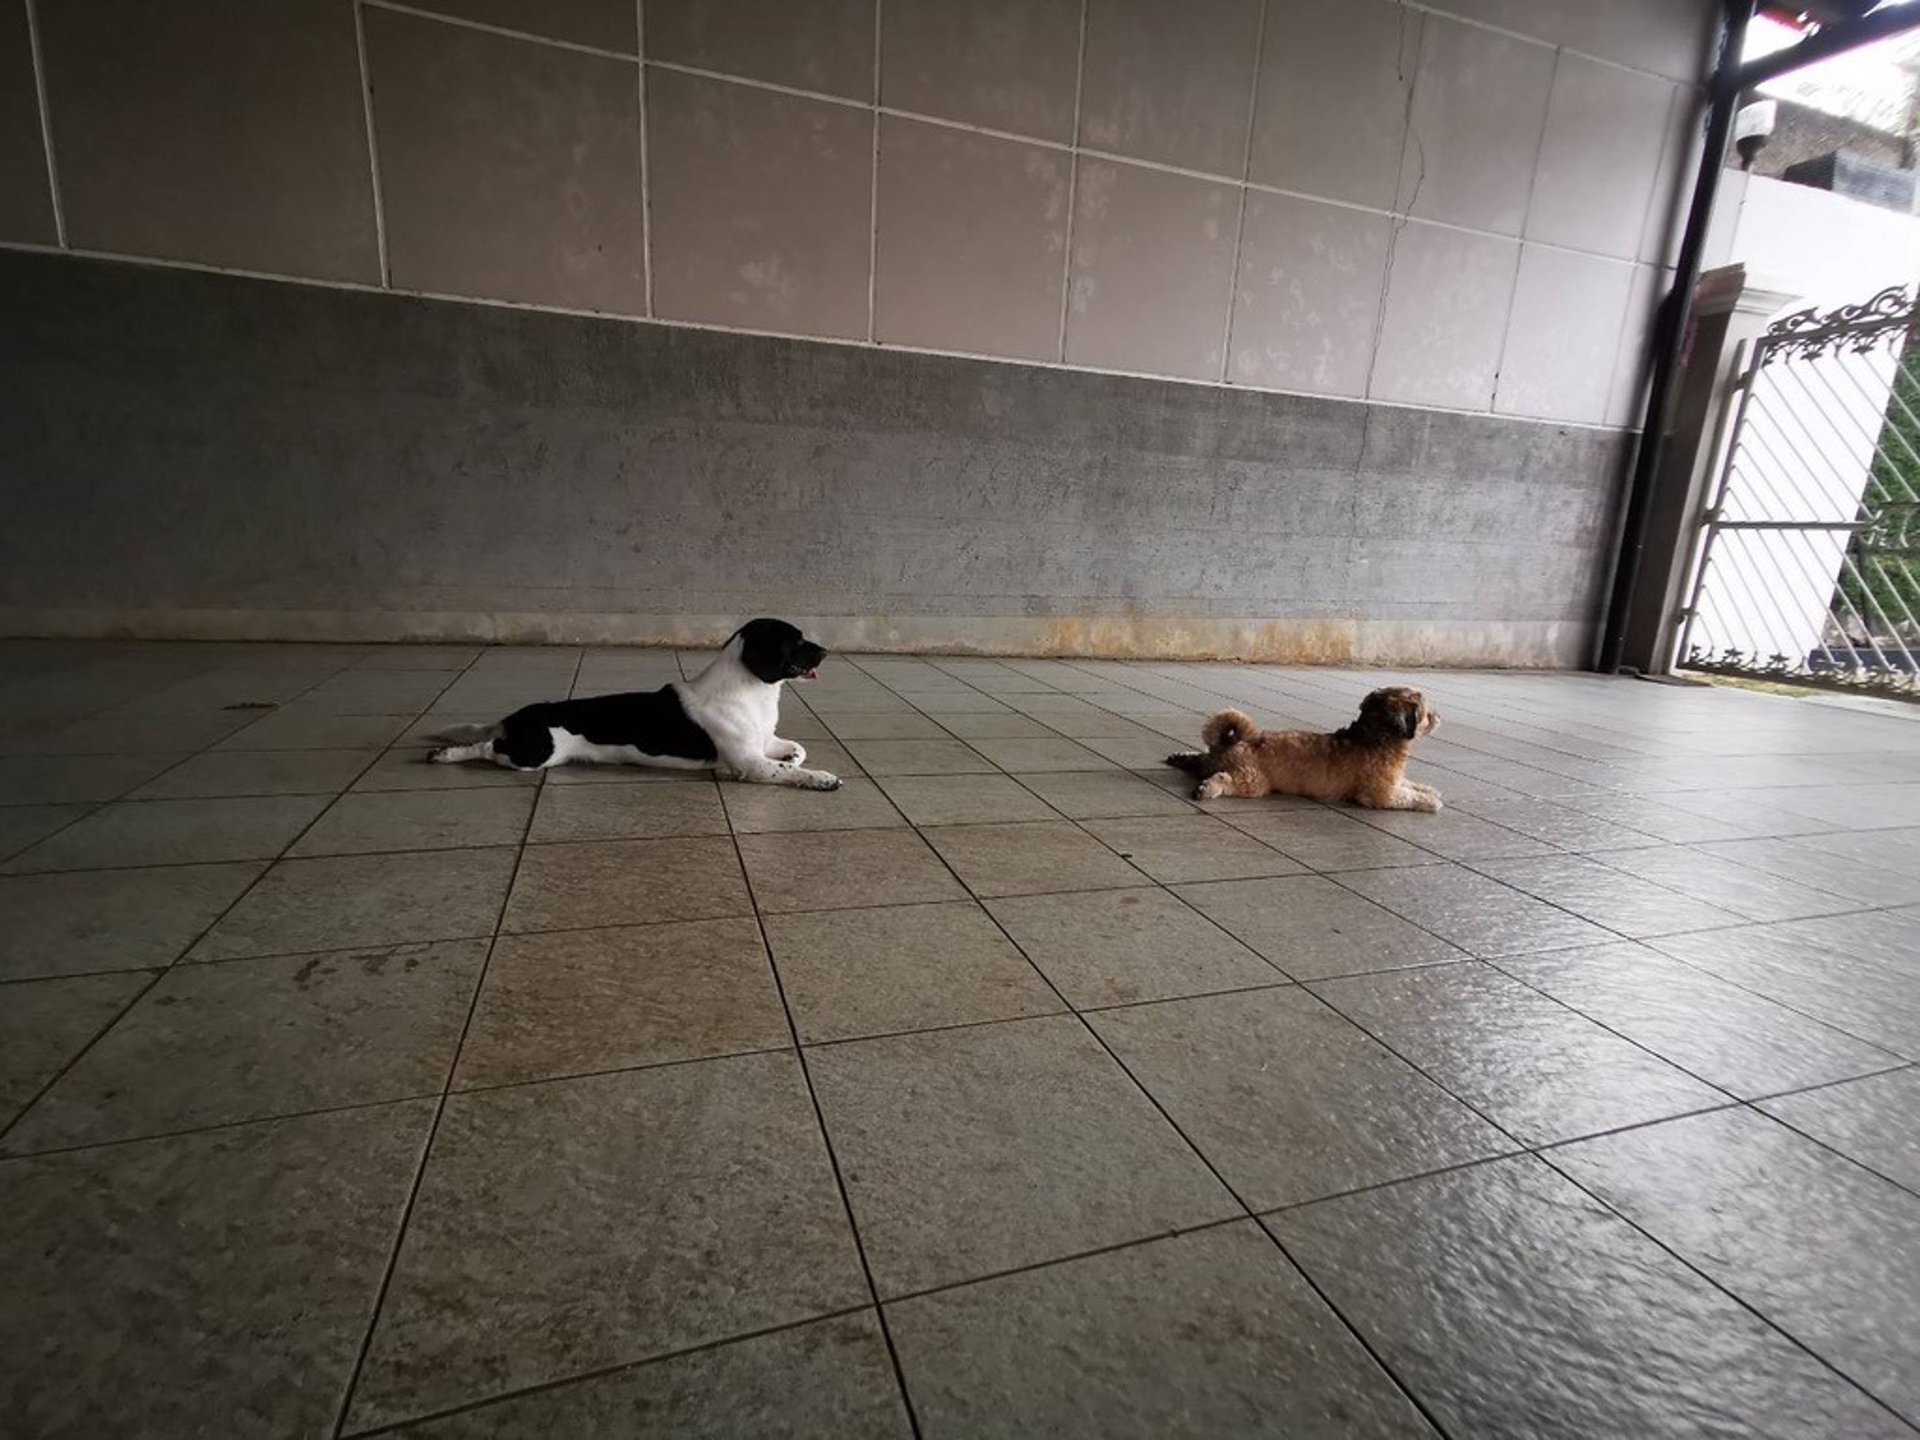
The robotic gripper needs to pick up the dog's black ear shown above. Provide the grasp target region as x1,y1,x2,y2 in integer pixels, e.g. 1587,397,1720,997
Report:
1388,695,1419,740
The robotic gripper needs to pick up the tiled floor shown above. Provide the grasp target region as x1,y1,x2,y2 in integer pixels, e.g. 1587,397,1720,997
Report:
3,641,1919,1439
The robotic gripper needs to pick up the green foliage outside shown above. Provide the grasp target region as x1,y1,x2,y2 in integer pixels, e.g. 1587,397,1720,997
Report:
1834,333,1920,644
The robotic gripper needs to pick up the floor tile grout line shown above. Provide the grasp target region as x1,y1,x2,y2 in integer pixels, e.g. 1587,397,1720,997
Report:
1302,867,1777,1114
954,656,1588,871
1477,946,1912,1101
447,1037,790,1098
1520,1095,1848,1161
1282,956,1542,1146
19,959,1897,1165
874,1214,1252,1309
1530,1146,1920,1431
1313,849,1891,1034
720,775,927,1440
849,676,1460,1437
15,664,1920,1320
57,970,1771,1160
1740,1087,1920,1208
337,1302,882,1439
0,822,1484,878
1602,925,1920,1060
1048,656,1826,802
986,768,1304,987
846,670,1786,1044
0,1089,447,1164
1295,940,1917,1189
1252,1147,1534,1219
1575,840,1880,913
0,657,392,850
0,655,417,1150
796,976,1298,1048
327,646,572,1438
1738,1058,1920,1108
1044,761,1778,1161
0,794,111,862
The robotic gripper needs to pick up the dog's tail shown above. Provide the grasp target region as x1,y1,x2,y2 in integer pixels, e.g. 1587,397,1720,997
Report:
427,722,499,745
1202,709,1256,752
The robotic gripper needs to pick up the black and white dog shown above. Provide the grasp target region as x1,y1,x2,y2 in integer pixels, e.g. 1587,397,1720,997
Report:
427,618,840,789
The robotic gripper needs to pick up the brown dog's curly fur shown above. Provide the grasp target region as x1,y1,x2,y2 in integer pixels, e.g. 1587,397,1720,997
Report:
1166,686,1442,811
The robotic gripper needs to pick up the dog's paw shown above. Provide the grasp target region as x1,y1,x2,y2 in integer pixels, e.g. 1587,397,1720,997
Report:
810,770,842,791
426,746,452,764
769,740,806,764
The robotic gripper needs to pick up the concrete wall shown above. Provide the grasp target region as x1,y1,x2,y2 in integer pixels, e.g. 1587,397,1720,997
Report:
0,0,1717,660
0,249,1627,663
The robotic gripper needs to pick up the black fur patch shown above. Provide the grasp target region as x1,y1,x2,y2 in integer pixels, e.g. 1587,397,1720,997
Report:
1337,691,1417,746
495,686,718,764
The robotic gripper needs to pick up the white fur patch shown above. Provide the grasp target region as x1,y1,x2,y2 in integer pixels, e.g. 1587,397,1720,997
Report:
546,728,709,770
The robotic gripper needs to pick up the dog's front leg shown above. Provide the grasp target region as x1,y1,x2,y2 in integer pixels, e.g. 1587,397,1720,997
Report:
1369,781,1441,813
726,750,840,791
1193,771,1250,801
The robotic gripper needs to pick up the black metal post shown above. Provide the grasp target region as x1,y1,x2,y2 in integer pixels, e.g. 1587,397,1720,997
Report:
1596,0,1920,674
1595,0,1752,674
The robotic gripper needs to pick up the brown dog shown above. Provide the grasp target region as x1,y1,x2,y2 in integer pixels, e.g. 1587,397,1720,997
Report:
1166,686,1442,811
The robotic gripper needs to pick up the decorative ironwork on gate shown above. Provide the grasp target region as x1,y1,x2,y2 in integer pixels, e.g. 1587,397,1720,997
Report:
1678,283,1920,700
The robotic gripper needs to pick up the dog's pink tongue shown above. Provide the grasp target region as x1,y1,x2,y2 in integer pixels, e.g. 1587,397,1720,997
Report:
802,668,819,680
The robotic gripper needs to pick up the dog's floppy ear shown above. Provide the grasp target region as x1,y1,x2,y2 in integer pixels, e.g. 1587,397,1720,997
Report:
1358,688,1419,742
1387,693,1420,740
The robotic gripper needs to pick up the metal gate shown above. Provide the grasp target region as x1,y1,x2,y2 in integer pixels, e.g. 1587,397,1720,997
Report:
1678,283,1920,699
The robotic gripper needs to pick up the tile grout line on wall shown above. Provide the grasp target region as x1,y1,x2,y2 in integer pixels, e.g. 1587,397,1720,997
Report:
1217,0,1270,386
366,0,1698,97
1363,4,1429,408
353,0,392,288
325,3,1668,283
0,236,1635,434
1055,0,1091,365
3,0,1661,434
1486,44,1566,415
1400,0,1700,84
866,0,882,345
355,0,1669,422
1602,84,1695,426
22,0,66,248
636,0,653,319
360,0,636,61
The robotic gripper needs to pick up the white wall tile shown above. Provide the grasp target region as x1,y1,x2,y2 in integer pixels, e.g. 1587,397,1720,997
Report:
1250,0,1418,211
1400,16,1556,236
1496,244,1635,424
1369,219,1519,411
1229,193,1392,399
1528,54,1675,260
